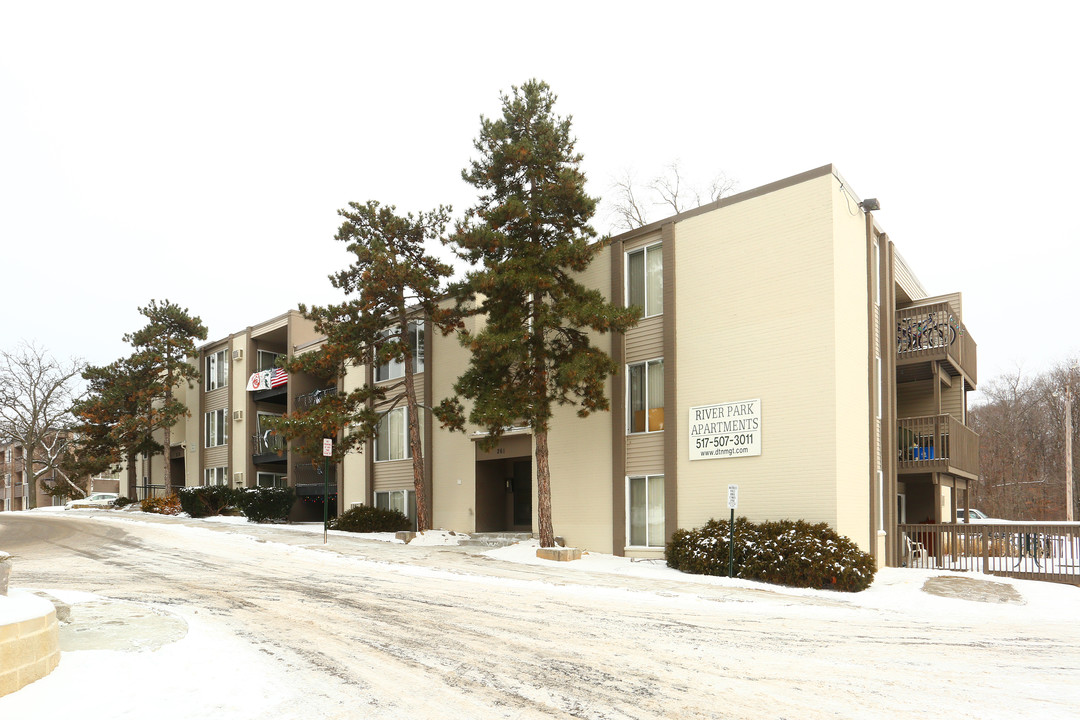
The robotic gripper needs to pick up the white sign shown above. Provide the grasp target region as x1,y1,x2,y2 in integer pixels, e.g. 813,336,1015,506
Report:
322,438,333,457
688,399,761,460
727,484,739,510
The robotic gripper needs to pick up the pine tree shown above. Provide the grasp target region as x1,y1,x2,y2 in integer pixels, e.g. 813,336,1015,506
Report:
272,201,457,532
70,353,165,498
124,300,207,492
437,80,639,548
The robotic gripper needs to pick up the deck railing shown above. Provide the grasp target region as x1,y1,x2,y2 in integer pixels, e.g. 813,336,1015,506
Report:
899,522,1080,585
896,301,976,383
897,414,979,477
252,432,286,456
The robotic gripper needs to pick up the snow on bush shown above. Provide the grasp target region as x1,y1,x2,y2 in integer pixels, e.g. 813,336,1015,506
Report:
330,505,411,533
667,517,877,592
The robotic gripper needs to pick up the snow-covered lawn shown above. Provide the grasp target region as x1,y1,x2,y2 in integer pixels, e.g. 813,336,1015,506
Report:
3,508,1080,719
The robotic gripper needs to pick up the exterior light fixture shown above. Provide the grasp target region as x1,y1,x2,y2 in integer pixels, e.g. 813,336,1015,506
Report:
859,198,881,212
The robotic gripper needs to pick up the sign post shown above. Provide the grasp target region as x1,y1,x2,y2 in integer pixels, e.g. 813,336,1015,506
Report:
322,438,333,545
727,484,739,578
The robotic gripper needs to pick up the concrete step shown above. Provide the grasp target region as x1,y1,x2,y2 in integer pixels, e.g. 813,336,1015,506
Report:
459,532,533,548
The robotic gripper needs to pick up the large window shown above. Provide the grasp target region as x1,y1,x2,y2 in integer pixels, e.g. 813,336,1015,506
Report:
205,409,227,448
627,475,665,548
375,321,425,382
257,350,283,372
206,349,228,391
257,472,287,488
627,243,663,317
204,467,228,486
375,489,416,529
628,359,664,433
374,407,410,462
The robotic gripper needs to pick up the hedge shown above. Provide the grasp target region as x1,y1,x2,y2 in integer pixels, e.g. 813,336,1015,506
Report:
667,516,877,592
330,505,411,533
178,485,239,518
237,486,296,523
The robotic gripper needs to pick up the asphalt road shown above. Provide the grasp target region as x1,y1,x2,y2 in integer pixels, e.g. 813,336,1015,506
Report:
3,512,1078,720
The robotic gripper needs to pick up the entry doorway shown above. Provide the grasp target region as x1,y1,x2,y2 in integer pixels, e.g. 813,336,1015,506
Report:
475,457,532,532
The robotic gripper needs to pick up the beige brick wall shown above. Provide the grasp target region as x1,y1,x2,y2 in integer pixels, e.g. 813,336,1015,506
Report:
0,591,60,697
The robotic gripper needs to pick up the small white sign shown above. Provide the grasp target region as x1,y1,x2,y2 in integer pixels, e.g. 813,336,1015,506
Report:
688,399,762,460
322,438,333,457
727,484,739,510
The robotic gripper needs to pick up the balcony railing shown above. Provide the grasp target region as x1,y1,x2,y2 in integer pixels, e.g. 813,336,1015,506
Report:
252,432,286,457
295,386,338,411
896,301,977,386
898,414,979,478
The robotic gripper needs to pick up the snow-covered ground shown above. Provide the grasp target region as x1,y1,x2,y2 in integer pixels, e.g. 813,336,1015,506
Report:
3,508,1080,719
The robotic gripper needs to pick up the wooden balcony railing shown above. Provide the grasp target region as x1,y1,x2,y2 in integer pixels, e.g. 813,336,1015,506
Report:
896,301,977,386
898,414,980,478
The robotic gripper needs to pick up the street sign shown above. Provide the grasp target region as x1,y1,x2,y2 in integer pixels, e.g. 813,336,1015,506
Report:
727,484,739,510
322,438,332,457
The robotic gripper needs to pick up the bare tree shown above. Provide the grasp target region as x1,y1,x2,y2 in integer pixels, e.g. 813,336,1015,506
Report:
607,160,738,231
0,342,86,506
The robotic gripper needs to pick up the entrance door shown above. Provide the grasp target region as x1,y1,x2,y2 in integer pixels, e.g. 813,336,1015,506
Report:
512,460,531,528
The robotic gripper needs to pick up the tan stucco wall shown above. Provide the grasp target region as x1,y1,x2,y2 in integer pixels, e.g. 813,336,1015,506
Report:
430,314,481,533
672,172,872,550
340,362,368,508
230,332,250,487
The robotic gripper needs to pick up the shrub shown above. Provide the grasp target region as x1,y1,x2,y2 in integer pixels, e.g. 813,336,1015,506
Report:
667,517,877,592
178,485,240,518
113,496,135,508
330,505,410,533
666,516,759,576
237,486,296,524
140,494,182,515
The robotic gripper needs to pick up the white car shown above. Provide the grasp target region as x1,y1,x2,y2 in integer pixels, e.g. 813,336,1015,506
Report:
66,492,119,509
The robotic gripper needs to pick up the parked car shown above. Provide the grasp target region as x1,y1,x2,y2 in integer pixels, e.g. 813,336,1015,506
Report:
66,492,119,509
960,508,990,522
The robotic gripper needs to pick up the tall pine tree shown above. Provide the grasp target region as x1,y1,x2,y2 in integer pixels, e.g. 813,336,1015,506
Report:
272,201,457,532
437,80,639,548
124,300,207,492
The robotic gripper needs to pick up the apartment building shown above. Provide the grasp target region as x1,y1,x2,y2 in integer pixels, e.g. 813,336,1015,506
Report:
0,438,113,510
170,165,976,568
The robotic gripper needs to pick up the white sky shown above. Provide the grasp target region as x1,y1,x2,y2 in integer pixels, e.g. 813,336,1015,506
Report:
2,2,1077,401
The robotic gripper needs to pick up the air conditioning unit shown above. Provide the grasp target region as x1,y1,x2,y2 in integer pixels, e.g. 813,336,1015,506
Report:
233,410,244,421
233,472,244,484
233,348,243,361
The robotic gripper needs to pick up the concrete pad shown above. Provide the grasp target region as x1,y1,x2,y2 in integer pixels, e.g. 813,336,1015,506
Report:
536,547,582,562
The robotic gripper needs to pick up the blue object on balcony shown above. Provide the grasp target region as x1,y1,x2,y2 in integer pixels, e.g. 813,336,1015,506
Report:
915,446,935,461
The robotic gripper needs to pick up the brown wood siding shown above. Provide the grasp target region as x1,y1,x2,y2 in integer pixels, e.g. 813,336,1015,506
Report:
625,316,664,364
941,381,964,420
897,379,936,417
203,387,228,412
626,433,664,476
203,446,228,470
374,459,414,491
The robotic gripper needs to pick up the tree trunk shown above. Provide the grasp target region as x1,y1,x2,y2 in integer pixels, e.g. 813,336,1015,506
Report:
535,427,555,547
401,320,429,532
126,451,137,499
162,382,173,493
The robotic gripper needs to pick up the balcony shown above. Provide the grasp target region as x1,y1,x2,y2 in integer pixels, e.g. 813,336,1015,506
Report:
896,301,977,388
898,414,980,480
252,432,286,466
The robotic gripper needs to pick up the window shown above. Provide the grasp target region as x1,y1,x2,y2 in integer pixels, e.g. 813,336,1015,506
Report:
206,350,228,391
257,472,287,488
627,475,664,547
375,321,425,381
627,359,664,433
205,409,227,448
627,243,663,317
204,467,228,486
374,407,410,462
375,489,416,529
257,350,283,372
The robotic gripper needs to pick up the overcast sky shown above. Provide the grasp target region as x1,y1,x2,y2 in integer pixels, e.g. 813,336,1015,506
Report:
2,2,1077,401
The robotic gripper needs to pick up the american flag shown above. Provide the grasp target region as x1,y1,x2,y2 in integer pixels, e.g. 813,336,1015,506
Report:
267,367,287,388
